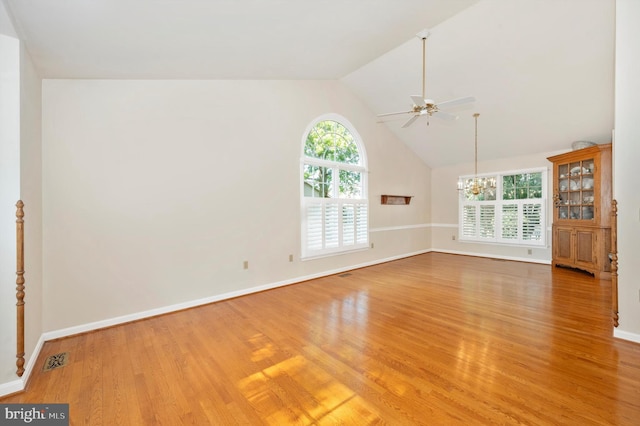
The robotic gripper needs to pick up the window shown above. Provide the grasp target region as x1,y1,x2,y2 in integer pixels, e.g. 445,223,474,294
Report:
459,169,546,246
301,116,368,259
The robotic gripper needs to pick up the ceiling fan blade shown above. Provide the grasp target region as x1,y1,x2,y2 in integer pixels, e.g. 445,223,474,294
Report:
382,31,472,129
401,115,421,128
410,95,426,107
377,110,413,118
432,110,458,121
437,96,476,109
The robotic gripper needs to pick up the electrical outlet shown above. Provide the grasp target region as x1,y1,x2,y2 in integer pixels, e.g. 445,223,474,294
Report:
370,243,374,249
288,254,293,262
527,249,532,255
243,260,249,270
452,235,456,241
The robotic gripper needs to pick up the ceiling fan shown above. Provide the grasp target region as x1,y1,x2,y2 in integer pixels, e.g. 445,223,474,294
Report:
378,29,475,128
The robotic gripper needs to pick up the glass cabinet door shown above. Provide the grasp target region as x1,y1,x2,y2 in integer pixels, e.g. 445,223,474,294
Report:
556,158,594,221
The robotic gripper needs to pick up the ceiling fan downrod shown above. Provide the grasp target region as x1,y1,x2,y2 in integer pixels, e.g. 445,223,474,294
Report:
422,34,427,101
416,29,430,103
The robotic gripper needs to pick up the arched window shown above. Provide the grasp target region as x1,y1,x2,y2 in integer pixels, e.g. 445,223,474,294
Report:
301,115,368,259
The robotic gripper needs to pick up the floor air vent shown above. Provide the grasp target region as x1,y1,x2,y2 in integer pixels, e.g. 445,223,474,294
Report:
339,273,352,277
43,352,69,371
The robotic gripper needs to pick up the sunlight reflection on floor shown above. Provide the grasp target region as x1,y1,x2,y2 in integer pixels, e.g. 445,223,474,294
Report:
237,353,380,424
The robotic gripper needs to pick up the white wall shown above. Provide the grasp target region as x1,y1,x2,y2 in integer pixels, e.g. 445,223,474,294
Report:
41,79,431,332
614,0,640,341
0,32,20,388
0,1,43,393
20,43,43,379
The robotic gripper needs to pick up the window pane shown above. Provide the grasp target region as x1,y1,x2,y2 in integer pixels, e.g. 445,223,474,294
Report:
479,179,497,201
339,170,362,198
504,172,543,200
529,173,542,187
528,172,543,199
304,128,321,158
303,165,333,198
528,185,542,199
462,178,476,201
463,177,496,201
304,120,360,164
503,175,515,200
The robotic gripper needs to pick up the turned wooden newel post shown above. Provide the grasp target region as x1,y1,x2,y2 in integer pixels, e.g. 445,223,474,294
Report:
611,199,619,328
16,200,25,377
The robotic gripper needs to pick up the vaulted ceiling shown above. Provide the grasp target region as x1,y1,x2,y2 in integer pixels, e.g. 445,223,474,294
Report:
342,0,615,168
3,0,615,168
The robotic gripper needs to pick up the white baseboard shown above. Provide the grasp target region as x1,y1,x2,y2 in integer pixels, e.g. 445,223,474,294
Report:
614,328,640,344
0,335,45,398
0,378,24,398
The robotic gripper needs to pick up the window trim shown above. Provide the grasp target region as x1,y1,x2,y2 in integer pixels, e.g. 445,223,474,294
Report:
458,167,547,247
300,114,369,260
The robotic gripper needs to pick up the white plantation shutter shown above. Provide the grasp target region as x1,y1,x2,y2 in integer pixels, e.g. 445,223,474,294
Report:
356,204,368,244
342,204,355,246
479,205,495,239
341,202,368,246
302,198,369,257
462,205,477,238
496,201,545,244
501,204,519,240
324,203,339,248
522,203,543,242
461,204,496,241
306,203,323,251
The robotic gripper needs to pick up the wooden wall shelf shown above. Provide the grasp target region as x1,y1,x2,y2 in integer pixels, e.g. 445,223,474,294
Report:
381,195,412,205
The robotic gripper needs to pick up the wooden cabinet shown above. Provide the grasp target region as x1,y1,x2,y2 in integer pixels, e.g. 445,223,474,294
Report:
553,226,610,275
547,144,612,278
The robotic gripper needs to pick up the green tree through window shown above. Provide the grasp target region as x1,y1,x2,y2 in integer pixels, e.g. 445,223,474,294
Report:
304,120,361,198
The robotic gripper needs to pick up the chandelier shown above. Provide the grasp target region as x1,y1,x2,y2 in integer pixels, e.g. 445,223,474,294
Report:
457,113,496,196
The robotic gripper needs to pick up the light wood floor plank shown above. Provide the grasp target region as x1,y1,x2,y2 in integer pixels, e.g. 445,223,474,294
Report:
2,253,639,425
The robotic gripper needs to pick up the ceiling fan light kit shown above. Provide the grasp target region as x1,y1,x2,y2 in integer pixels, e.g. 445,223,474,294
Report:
377,29,475,127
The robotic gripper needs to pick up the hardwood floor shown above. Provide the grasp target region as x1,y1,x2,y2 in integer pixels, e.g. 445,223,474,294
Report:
2,253,640,425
